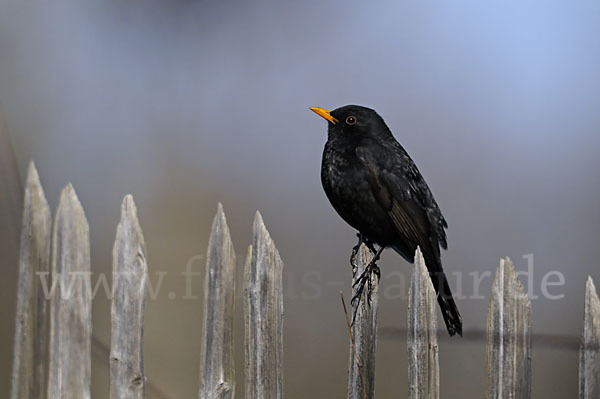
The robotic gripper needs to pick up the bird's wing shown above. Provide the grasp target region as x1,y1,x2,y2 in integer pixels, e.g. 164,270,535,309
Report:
357,144,462,336
355,145,441,251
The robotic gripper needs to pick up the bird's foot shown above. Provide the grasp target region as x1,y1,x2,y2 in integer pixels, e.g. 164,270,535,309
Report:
351,247,383,289
350,262,377,307
350,268,375,325
350,233,378,277
350,247,384,324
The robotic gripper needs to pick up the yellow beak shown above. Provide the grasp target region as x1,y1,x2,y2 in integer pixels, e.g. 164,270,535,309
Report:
310,107,337,124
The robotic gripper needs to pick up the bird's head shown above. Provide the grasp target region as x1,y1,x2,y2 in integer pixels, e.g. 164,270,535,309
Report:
310,104,392,142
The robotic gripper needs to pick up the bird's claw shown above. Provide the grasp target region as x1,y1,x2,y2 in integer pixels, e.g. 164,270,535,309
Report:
349,254,382,322
349,237,385,325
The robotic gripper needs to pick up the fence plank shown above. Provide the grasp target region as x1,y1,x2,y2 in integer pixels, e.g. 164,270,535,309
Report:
486,257,531,399
408,247,439,399
1,110,24,399
347,244,379,399
244,212,284,399
10,162,51,399
198,203,236,399
579,277,600,399
47,184,92,399
110,195,148,399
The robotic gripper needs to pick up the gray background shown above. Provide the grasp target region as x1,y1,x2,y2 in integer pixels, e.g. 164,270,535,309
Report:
1,0,599,397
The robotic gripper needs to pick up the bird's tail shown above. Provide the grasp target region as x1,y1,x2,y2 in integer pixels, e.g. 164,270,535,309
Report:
422,250,463,337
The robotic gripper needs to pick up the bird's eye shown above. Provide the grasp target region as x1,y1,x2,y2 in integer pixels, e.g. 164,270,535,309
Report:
346,116,357,125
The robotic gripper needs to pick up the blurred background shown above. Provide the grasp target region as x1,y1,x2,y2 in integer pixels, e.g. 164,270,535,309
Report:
1,0,599,397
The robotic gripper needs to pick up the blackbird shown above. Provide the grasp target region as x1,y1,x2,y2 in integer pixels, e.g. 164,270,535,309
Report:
311,104,462,336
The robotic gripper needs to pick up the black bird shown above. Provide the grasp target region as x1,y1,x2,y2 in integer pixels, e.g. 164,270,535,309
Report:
311,105,462,336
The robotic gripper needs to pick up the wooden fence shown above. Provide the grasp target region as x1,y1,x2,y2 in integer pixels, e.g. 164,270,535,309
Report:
9,161,600,398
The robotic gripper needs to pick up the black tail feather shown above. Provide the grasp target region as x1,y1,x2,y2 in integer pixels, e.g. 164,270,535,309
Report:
390,243,463,336
421,249,463,336
436,286,463,336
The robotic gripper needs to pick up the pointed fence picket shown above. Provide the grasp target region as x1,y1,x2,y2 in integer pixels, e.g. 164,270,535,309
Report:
198,203,236,399
47,183,92,399
243,212,285,399
10,163,50,399
407,248,440,399
110,195,148,399
579,277,600,399
486,258,532,399
347,244,379,399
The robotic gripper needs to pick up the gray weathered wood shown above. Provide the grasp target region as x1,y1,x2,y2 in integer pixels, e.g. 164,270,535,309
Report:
91,333,172,399
1,111,24,399
579,277,600,399
110,195,148,399
408,247,439,399
347,244,379,399
198,203,236,399
10,162,51,399
244,212,284,399
486,257,531,399
47,184,92,399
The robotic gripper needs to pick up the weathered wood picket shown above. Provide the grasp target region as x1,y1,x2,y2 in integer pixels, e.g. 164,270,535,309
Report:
47,184,92,399
9,161,600,398
347,245,378,399
486,257,531,399
243,212,284,399
580,277,600,399
198,203,236,399
407,248,439,399
10,163,50,399
110,195,148,399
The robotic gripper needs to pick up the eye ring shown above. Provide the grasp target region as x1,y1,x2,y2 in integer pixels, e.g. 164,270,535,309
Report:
346,116,357,125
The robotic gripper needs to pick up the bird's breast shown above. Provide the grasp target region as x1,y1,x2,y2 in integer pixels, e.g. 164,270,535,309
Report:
320,145,395,244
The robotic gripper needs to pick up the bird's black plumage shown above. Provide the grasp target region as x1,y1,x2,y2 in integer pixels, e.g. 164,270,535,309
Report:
313,104,462,336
